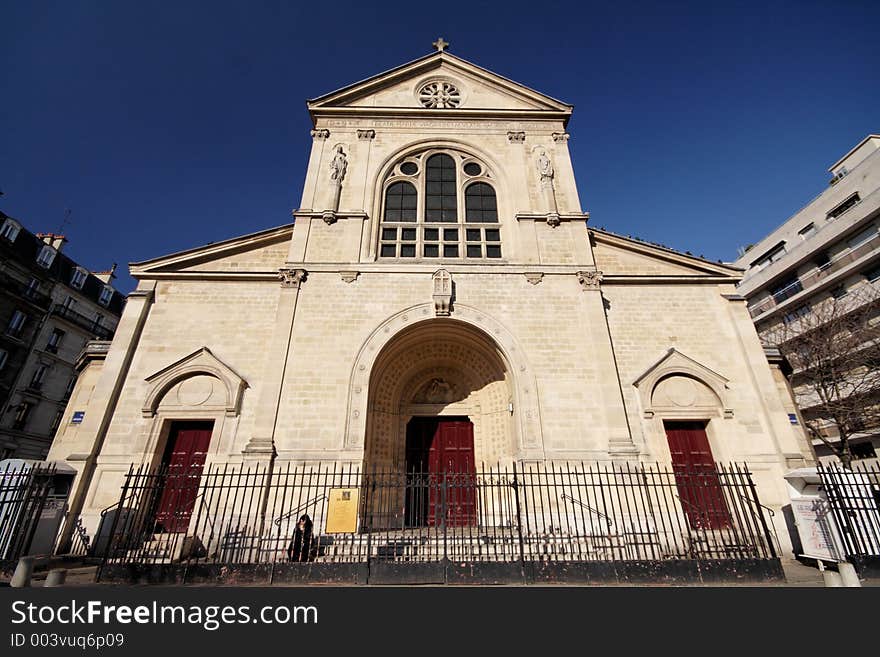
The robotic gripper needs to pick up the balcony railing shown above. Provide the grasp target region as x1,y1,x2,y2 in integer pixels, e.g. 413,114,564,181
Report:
748,230,880,318
0,272,52,309
51,304,114,340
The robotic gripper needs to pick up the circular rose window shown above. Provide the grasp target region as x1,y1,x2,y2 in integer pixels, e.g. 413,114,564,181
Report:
418,81,462,108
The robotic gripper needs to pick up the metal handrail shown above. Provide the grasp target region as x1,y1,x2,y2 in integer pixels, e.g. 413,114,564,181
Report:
194,491,217,539
272,495,326,527
561,494,613,530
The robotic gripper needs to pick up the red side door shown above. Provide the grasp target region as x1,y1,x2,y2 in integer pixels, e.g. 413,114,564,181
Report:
154,421,213,532
428,419,476,527
664,421,731,530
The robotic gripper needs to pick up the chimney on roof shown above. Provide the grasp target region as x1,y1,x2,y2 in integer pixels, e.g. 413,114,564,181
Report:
95,263,118,285
36,232,68,252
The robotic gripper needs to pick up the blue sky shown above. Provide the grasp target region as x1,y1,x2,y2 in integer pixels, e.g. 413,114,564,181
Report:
2,0,878,292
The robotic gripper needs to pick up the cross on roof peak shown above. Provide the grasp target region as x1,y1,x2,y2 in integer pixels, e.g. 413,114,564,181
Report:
432,37,449,52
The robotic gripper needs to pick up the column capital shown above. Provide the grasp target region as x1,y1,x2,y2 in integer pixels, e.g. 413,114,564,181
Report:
279,267,307,288
577,270,604,290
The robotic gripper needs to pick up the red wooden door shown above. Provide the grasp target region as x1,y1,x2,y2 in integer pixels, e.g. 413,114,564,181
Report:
428,419,476,527
664,421,731,530
154,421,213,532
405,417,476,527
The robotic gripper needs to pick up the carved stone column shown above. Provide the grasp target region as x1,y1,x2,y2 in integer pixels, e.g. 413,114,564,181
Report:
244,268,307,458
574,270,640,459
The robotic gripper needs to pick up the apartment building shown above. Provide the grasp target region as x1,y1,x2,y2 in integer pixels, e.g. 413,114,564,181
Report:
0,209,124,459
734,135,880,465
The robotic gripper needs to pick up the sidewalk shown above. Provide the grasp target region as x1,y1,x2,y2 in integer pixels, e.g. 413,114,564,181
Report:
3,559,877,587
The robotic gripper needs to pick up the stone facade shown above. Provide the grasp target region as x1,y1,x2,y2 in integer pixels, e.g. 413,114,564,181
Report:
48,47,813,554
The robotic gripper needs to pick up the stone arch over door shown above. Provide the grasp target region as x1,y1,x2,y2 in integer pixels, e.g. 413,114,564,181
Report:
345,304,544,463
139,347,248,464
633,348,733,465
633,348,732,421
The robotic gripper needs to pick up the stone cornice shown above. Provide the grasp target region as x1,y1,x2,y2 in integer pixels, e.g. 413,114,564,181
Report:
590,229,743,279
310,107,572,125
515,211,589,226
132,269,741,285
132,265,741,284
292,210,369,224
129,224,294,276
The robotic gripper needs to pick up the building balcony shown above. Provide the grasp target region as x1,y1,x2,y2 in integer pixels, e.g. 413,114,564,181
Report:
51,304,114,340
0,272,52,309
748,230,880,319
738,187,880,297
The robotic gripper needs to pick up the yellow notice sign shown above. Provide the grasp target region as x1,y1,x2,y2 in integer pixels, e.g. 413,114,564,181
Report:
325,488,359,533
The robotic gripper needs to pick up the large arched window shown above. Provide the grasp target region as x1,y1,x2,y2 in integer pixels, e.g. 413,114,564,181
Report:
379,150,502,259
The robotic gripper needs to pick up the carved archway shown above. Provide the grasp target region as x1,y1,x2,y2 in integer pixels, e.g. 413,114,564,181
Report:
345,305,544,463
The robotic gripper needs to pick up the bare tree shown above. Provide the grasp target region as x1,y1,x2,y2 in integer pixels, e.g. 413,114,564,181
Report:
762,282,880,469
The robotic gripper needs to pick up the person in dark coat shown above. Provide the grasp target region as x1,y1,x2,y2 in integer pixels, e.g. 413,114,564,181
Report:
287,514,314,562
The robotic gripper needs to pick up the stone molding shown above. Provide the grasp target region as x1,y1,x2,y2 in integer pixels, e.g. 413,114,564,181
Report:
633,348,733,420
515,211,590,227
142,347,248,418
507,131,526,143
356,129,376,140
311,129,330,140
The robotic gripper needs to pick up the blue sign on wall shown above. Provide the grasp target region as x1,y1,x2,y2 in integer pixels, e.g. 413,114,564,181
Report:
71,411,85,424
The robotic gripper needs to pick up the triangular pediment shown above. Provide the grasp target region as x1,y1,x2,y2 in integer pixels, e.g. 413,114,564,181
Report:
129,224,293,277
143,347,248,418
632,348,733,419
308,51,571,116
633,348,729,389
590,230,742,279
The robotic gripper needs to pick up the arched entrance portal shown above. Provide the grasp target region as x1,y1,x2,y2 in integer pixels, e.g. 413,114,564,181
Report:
364,319,515,475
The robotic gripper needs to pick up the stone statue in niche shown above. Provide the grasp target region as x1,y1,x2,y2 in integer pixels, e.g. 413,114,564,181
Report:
329,146,348,183
536,149,554,184
534,147,560,220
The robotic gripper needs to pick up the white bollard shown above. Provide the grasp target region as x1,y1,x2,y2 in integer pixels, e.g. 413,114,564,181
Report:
44,569,68,587
10,556,35,588
838,562,862,587
822,570,844,587
818,560,843,587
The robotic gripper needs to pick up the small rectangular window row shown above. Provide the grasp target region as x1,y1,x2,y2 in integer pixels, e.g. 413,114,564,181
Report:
379,226,502,259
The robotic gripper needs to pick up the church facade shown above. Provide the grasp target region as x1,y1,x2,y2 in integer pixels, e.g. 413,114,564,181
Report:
48,45,813,570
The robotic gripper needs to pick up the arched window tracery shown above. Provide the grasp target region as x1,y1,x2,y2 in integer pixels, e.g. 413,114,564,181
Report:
379,150,501,259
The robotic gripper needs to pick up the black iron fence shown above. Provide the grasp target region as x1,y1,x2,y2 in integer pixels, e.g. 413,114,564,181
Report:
98,461,779,582
0,462,56,569
817,462,880,560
